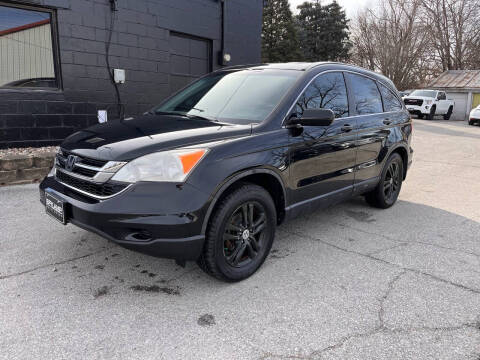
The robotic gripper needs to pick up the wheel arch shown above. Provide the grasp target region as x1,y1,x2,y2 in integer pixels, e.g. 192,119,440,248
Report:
388,144,409,180
201,168,287,235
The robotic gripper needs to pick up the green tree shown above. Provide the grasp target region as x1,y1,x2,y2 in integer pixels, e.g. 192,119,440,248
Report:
262,0,301,62
296,0,351,61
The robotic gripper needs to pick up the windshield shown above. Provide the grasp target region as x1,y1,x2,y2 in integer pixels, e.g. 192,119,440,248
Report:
410,90,437,98
153,70,301,124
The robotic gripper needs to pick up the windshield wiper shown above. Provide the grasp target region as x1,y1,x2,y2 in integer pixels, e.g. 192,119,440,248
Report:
153,109,217,122
185,113,218,122
154,110,180,115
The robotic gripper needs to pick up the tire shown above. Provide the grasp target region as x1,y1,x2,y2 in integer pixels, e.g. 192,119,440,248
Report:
443,106,453,120
365,153,404,209
426,106,436,120
418,114,424,119
197,183,276,282
468,119,474,126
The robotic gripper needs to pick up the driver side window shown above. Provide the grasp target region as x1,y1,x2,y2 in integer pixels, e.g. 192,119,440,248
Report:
295,72,349,118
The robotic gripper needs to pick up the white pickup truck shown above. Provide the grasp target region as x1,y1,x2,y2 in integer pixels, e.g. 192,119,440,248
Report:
403,90,455,120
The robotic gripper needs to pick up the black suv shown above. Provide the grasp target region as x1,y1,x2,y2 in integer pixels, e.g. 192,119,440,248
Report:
40,62,413,281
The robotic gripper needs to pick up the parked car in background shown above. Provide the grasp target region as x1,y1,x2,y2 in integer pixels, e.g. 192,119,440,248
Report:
403,89,454,120
40,62,413,282
469,105,480,125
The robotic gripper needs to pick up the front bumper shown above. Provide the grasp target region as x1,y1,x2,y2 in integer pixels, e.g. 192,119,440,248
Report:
405,104,431,115
39,176,210,260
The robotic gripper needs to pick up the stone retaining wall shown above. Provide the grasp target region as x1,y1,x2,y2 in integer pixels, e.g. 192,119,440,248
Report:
0,153,55,185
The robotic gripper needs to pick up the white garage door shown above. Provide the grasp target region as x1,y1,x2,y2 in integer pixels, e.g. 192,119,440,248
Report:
447,92,468,120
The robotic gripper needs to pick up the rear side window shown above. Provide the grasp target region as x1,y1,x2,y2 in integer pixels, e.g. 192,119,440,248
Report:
295,72,349,118
379,83,403,112
346,73,383,115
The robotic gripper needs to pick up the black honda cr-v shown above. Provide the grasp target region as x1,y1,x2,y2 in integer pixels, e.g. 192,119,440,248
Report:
40,62,413,281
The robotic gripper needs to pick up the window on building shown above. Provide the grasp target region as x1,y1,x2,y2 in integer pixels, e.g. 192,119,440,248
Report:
347,73,383,115
0,3,58,89
296,72,349,118
379,83,403,112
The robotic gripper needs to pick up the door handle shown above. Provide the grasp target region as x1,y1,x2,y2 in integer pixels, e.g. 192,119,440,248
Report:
341,124,353,132
383,119,392,125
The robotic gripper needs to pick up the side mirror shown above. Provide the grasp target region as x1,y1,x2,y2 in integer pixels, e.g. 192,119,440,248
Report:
288,109,335,127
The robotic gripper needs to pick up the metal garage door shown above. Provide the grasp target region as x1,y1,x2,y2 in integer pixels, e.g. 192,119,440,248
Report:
169,32,211,93
447,92,468,120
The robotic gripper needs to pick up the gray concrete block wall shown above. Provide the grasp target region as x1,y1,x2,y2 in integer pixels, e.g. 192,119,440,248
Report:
0,0,263,148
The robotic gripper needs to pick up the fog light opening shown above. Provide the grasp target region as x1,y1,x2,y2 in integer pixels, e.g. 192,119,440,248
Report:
127,231,153,242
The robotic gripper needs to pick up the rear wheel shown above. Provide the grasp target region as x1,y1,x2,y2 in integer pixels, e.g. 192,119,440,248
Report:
365,153,404,209
197,183,276,282
418,114,424,119
443,106,453,120
426,106,436,120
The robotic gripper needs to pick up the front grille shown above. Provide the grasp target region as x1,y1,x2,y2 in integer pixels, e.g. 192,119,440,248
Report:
56,149,108,179
56,170,128,198
73,167,97,177
404,98,423,106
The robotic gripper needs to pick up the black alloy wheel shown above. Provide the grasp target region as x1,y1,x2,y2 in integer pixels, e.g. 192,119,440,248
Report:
365,153,404,209
223,201,267,267
198,183,276,282
383,161,401,203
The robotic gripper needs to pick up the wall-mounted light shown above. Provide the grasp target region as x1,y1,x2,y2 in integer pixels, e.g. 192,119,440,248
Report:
219,51,232,66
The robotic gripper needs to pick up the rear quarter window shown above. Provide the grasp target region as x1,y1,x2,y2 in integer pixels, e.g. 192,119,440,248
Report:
378,83,403,112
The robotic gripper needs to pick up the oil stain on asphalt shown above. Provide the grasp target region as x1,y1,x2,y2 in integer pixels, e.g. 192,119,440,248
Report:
130,285,181,295
345,209,376,223
93,286,109,299
197,314,215,326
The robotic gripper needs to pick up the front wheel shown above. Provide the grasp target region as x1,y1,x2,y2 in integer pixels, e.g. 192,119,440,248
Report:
197,183,276,282
426,106,436,120
365,153,404,209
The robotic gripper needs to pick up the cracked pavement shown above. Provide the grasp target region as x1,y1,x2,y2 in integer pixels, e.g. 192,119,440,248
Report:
1,119,480,359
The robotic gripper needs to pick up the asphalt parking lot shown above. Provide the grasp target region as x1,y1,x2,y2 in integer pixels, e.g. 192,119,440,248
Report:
1,119,479,360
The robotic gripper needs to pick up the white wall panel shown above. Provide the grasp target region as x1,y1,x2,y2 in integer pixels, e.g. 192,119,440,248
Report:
0,23,54,86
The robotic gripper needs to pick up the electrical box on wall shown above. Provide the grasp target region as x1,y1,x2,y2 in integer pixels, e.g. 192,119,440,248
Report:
113,69,125,84
98,110,107,123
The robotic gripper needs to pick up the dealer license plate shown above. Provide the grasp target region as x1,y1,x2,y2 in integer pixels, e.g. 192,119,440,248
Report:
45,191,66,224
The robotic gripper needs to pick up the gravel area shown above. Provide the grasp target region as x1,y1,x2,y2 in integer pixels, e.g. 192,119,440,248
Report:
0,146,58,159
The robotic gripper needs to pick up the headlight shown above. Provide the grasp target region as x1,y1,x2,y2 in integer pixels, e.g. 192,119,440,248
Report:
111,148,208,183
425,100,432,105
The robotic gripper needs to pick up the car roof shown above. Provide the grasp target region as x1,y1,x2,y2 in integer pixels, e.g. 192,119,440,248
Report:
217,62,396,88
219,62,354,71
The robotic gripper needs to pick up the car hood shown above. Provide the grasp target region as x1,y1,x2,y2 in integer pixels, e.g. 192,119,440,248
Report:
61,114,252,161
471,108,480,117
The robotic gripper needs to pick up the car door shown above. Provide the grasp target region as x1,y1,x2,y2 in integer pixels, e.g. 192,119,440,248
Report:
437,91,448,113
345,73,403,192
288,72,357,211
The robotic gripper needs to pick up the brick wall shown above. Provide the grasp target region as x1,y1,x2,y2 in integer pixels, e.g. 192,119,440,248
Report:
0,0,263,148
